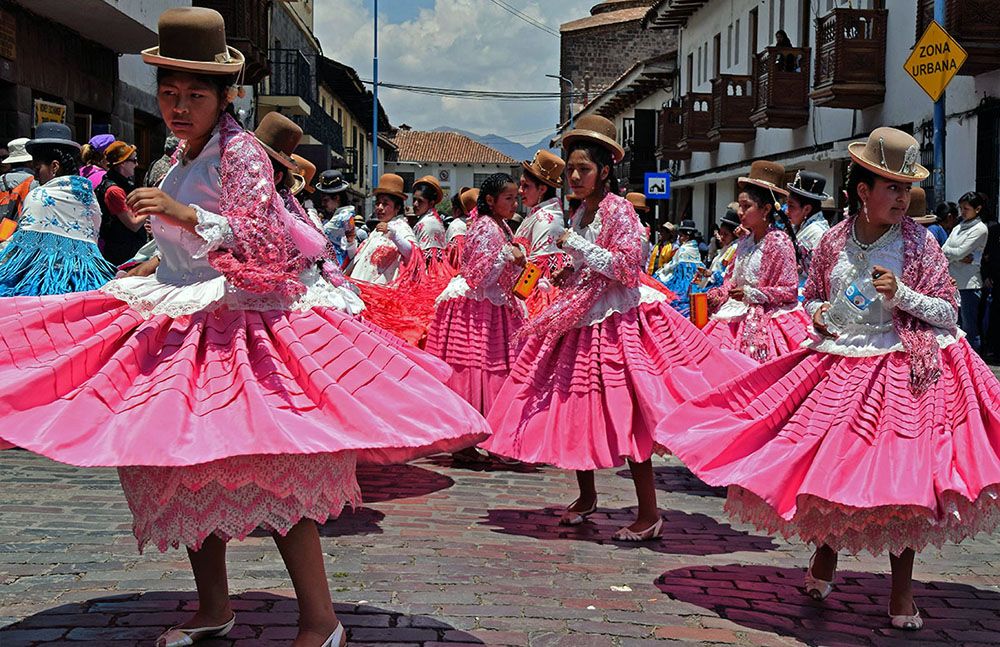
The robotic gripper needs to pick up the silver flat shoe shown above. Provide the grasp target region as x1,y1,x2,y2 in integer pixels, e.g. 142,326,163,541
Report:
155,614,236,647
889,603,923,630
804,551,834,601
323,622,347,646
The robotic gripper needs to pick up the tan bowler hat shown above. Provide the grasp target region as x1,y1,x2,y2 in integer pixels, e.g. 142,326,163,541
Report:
142,8,245,75
460,188,480,213
255,112,301,171
626,192,649,213
907,186,935,222
291,154,316,194
561,115,625,163
413,175,443,203
848,127,929,183
373,173,407,201
738,160,790,197
522,150,565,189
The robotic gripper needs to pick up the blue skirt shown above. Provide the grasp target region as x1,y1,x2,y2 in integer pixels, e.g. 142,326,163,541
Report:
0,229,116,296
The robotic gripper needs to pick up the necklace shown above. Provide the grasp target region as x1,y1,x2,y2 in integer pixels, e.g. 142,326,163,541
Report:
850,221,897,251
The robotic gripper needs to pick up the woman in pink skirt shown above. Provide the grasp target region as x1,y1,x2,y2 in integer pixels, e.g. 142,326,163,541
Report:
656,127,1000,631
425,173,527,414
514,150,568,318
0,9,489,647
703,161,812,363
483,115,754,541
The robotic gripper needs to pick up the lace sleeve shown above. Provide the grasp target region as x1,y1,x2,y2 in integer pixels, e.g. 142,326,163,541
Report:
189,205,235,259
562,231,615,278
746,232,800,306
886,281,958,331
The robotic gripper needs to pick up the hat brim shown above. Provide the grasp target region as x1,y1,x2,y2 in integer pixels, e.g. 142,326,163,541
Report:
141,45,245,75
737,177,790,197
316,182,349,195
786,185,831,202
562,130,625,164
912,214,937,225
26,138,81,153
373,187,407,201
847,142,930,183
109,144,138,166
257,139,298,171
521,160,563,188
1,153,31,164
289,174,306,196
413,182,443,204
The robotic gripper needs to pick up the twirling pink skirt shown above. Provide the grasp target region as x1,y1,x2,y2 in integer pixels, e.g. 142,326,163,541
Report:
482,301,756,470
425,296,526,415
702,308,812,361
0,292,491,550
655,341,1000,555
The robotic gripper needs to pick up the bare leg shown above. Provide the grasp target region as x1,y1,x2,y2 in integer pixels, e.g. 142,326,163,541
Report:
889,549,916,616
811,544,838,581
626,459,661,531
559,470,597,523
273,520,342,647
179,534,233,628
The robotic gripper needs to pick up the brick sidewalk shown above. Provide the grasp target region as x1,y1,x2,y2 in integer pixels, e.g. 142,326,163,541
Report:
0,450,998,646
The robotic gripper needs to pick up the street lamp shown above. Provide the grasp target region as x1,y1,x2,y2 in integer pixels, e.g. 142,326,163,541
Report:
546,74,575,131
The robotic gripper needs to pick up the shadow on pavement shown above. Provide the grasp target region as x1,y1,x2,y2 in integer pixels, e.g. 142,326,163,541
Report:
0,591,484,646
357,463,455,503
616,464,727,498
423,454,542,474
483,507,777,555
656,563,1000,646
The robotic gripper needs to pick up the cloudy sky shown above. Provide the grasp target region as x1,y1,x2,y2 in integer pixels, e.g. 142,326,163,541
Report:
314,0,595,144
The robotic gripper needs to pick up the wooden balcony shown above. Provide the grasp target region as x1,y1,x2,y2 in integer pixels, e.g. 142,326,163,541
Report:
194,0,271,85
708,75,755,143
811,9,887,109
679,93,715,152
616,146,659,188
750,46,811,129
657,106,690,161
917,0,1000,76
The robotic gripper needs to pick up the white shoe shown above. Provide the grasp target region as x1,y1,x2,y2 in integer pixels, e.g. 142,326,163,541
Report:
611,517,664,542
889,603,923,630
804,551,834,601
155,614,236,647
558,498,597,526
322,622,347,646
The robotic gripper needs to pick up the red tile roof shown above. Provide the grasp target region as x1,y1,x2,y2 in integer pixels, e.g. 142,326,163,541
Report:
390,130,518,165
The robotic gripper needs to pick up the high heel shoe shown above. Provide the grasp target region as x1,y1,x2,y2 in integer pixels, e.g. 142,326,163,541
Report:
804,552,834,601
155,614,236,647
611,517,663,542
889,603,923,630
322,622,347,646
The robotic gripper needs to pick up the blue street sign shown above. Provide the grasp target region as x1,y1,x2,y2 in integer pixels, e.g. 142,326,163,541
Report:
644,172,671,199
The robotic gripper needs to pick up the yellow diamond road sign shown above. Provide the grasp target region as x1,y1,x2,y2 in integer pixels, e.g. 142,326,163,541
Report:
904,20,968,102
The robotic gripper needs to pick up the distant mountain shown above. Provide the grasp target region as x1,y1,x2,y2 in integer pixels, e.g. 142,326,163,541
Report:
431,126,558,163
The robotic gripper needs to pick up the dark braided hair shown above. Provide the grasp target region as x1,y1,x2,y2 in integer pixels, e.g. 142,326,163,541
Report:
476,172,516,216
742,182,803,269
845,162,878,217
31,144,82,177
566,141,620,196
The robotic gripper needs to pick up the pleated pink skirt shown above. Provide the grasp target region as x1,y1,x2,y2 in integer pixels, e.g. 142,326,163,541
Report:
656,341,1000,555
425,296,526,414
482,300,756,470
703,308,812,361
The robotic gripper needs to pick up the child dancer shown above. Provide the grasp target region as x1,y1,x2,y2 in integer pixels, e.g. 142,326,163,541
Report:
412,175,451,280
0,10,490,647
514,150,567,317
483,116,754,540
657,127,1000,631
702,161,811,362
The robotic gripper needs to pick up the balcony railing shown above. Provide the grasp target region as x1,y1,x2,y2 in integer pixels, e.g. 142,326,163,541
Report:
616,145,658,187
916,0,1000,76
657,106,690,161
708,75,755,143
811,8,888,109
751,46,811,129
264,49,344,156
679,93,715,152
194,0,270,84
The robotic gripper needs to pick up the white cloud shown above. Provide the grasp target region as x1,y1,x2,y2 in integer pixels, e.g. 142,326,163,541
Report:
314,0,594,143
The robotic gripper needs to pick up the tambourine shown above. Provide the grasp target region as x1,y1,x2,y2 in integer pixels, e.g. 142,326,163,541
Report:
512,262,542,300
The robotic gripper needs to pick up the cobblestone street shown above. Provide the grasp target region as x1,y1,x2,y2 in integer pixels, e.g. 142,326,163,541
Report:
1,450,998,646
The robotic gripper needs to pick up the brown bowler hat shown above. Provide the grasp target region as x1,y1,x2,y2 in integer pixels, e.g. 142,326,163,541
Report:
142,8,245,75
561,115,625,163
374,173,408,201
290,154,316,194
626,192,649,213
255,112,301,171
522,150,565,189
460,188,480,214
907,186,935,222
848,127,929,183
413,175,443,204
738,160,790,197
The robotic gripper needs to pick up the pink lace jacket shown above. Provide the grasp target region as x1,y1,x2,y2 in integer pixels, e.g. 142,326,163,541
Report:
804,215,959,393
193,113,328,299
461,214,521,298
521,192,642,338
707,227,800,361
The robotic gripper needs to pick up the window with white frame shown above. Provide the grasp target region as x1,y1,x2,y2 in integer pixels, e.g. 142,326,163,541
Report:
727,24,733,68
735,20,741,65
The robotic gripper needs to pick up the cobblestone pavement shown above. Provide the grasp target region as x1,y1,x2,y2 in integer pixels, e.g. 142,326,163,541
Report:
1,450,998,646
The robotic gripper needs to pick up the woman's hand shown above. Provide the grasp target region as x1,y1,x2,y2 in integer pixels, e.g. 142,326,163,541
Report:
729,286,745,301
556,230,572,248
551,265,575,287
125,257,160,278
510,245,527,267
961,253,974,264
375,222,389,235
871,265,898,301
812,303,837,338
127,189,197,229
